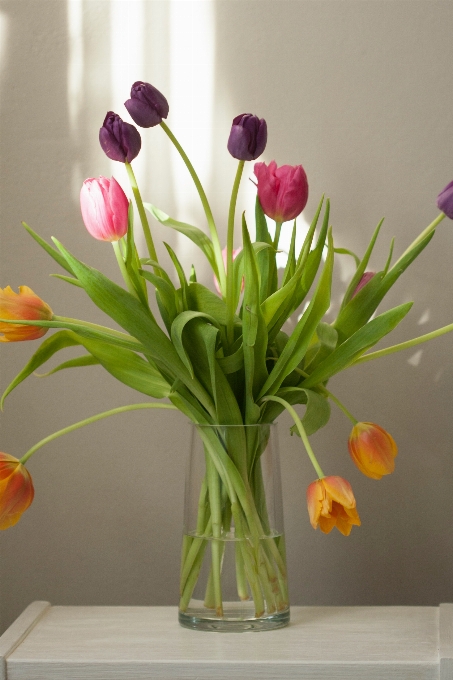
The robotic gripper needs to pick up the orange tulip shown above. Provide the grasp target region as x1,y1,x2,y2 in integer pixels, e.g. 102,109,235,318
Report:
0,452,34,529
0,286,52,342
348,422,397,480
307,476,361,536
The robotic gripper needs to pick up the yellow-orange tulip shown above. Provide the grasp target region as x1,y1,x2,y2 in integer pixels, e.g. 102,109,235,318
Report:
307,476,361,536
0,452,34,529
348,422,397,480
0,286,52,342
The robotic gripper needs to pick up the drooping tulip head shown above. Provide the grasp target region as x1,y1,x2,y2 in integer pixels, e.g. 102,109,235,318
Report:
254,161,308,223
307,476,361,536
437,180,453,219
99,111,141,163
227,113,267,161
352,271,375,298
0,452,34,529
348,422,397,480
80,176,129,242
0,286,52,342
124,81,169,128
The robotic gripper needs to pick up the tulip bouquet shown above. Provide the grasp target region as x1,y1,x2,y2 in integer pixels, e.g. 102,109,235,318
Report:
1,80,453,624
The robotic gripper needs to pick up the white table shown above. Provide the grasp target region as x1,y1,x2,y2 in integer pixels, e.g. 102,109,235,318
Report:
1,602,452,679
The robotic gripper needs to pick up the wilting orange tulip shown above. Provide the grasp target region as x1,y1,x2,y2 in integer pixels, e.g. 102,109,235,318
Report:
0,286,53,342
307,476,361,536
0,453,34,529
348,422,397,480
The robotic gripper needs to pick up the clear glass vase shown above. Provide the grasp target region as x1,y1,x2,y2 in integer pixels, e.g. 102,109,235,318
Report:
179,423,290,632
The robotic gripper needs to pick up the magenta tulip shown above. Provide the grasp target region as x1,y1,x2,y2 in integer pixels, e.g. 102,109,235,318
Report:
437,180,453,219
254,161,308,222
80,177,129,242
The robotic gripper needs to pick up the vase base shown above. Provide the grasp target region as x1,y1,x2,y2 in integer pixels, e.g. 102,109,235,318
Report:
179,601,290,632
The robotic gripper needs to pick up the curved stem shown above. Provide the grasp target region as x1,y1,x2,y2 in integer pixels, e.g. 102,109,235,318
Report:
125,162,158,263
322,389,358,424
226,160,245,344
20,403,177,465
260,395,325,478
351,322,453,366
159,120,225,293
112,242,138,298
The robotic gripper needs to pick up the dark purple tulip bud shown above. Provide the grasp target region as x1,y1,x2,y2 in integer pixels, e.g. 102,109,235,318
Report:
124,81,169,128
437,180,453,219
99,111,141,163
352,272,375,298
227,113,267,161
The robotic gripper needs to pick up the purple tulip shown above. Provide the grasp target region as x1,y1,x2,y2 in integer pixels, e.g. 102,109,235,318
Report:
437,180,453,219
227,113,267,161
124,81,169,128
99,111,141,163
352,272,375,298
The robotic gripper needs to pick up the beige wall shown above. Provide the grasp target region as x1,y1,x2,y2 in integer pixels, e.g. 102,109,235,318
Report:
1,0,453,633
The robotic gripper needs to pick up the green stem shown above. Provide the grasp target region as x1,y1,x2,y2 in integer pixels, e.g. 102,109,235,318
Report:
159,120,225,293
124,162,158,263
351,322,453,366
112,241,138,298
19,403,177,465
273,222,283,249
260,395,325,478
226,160,245,345
322,389,358,424
393,213,445,267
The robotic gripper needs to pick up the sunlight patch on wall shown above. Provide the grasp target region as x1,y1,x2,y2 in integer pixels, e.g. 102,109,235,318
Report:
67,0,84,200
169,0,215,237
109,0,145,201
0,11,9,80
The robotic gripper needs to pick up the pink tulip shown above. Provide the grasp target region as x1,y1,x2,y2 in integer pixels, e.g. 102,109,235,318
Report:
254,161,308,223
80,176,129,242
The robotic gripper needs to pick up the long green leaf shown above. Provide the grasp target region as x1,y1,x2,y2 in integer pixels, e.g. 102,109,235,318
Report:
22,222,74,275
340,218,384,311
144,203,218,276
303,302,413,388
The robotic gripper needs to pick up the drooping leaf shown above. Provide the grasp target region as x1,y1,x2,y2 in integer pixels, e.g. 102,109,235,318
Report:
22,222,74,275
144,203,218,276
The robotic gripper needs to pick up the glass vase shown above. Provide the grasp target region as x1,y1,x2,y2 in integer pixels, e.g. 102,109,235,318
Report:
179,423,290,632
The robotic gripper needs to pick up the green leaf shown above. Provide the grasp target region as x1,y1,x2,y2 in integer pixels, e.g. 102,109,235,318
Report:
171,311,220,378
281,221,297,287
217,344,244,374
187,282,238,327
333,247,360,267
1,330,81,407
52,239,215,416
289,388,331,436
144,203,218,276
37,355,100,375
340,218,384,311
22,222,75,275
50,274,83,288
139,269,178,328
242,213,269,422
303,302,413,388
258,228,334,399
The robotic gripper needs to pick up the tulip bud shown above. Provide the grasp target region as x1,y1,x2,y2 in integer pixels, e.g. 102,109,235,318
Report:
352,271,375,298
348,422,397,480
124,81,169,128
80,176,129,242
307,476,361,536
437,180,453,219
99,111,141,163
254,161,308,223
0,452,34,529
227,113,267,161
0,286,52,342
